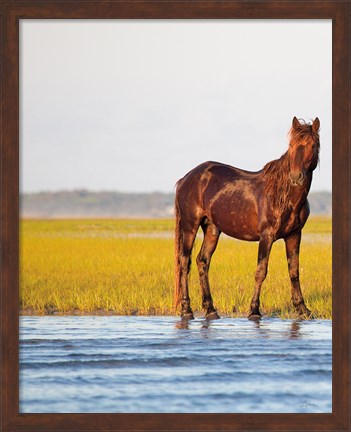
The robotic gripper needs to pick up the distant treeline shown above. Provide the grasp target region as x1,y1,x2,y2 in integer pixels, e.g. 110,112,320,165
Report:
20,190,332,219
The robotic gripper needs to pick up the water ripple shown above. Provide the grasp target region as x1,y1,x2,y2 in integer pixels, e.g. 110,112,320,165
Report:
20,316,332,413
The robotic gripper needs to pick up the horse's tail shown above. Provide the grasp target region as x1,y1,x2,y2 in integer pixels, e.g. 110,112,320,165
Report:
174,191,182,312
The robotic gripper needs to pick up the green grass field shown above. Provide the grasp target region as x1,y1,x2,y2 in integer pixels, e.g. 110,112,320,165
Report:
20,217,332,319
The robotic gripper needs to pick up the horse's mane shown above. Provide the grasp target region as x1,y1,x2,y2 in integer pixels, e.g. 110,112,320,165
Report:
289,120,319,147
288,120,320,165
261,120,319,215
262,151,291,213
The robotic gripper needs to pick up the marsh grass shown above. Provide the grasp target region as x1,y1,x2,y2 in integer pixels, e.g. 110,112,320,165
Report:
20,217,332,318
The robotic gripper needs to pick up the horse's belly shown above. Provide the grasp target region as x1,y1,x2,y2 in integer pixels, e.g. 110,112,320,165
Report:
208,192,259,241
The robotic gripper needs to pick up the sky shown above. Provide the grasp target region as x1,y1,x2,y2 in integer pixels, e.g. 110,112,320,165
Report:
20,20,332,193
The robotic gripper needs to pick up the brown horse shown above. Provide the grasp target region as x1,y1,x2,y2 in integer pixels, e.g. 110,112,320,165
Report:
174,117,320,320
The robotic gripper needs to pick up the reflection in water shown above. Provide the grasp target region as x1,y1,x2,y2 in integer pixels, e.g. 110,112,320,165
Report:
249,317,302,339
252,318,303,339
20,316,332,414
175,318,214,338
175,319,190,330
288,320,301,339
176,316,306,341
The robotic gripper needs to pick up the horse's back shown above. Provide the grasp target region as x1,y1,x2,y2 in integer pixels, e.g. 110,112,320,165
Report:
176,161,261,239
175,161,244,209
202,163,261,240
177,161,257,189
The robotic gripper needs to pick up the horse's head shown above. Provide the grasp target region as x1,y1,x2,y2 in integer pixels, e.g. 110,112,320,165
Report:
288,116,320,186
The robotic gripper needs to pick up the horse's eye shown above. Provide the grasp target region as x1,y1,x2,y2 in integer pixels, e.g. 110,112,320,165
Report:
312,144,316,150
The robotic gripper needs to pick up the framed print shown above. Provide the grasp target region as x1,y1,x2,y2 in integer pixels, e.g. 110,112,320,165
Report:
1,1,350,431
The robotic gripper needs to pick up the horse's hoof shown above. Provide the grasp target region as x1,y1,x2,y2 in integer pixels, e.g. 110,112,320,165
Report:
248,315,261,321
298,309,314,320
205,311,220,320
181,312,195,320
294,304,314,319
248,310,262,320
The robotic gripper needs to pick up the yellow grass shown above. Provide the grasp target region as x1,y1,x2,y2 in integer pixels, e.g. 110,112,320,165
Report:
20,217,332,318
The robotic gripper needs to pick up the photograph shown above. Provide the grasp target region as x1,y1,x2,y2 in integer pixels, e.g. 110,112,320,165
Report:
19,19,333,414
1,1,350,431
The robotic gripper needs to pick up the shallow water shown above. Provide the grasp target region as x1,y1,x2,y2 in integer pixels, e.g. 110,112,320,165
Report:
19,316,332,413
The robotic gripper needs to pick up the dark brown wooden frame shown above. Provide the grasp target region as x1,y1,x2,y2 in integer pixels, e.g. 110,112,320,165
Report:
1,1,349,431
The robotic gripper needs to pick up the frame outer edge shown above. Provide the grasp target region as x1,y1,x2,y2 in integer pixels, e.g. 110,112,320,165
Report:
332,1,351,430
1,1,350,431
1,2,20,431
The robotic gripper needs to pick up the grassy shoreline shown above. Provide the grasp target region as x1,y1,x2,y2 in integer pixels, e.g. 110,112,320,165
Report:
19,309,332,320
20,217,332,319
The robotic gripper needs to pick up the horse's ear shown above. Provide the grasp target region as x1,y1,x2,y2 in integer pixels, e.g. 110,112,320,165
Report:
292,117,301,129
312,117,320,133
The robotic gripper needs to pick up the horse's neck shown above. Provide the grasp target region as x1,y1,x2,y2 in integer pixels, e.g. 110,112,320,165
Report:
288,172,312,208
263,155,291,212
263,156,312,214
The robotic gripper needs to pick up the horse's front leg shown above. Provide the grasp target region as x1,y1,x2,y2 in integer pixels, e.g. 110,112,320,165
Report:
249,234,274,318
285,232,313,318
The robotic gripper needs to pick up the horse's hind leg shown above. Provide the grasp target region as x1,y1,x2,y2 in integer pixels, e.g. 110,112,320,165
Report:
196,219,221,320
178,226,199,320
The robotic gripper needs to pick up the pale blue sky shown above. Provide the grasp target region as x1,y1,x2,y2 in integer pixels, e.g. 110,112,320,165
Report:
20,20,332,193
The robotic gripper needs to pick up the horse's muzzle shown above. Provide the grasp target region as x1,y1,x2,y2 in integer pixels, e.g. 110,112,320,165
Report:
289,171,305,186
